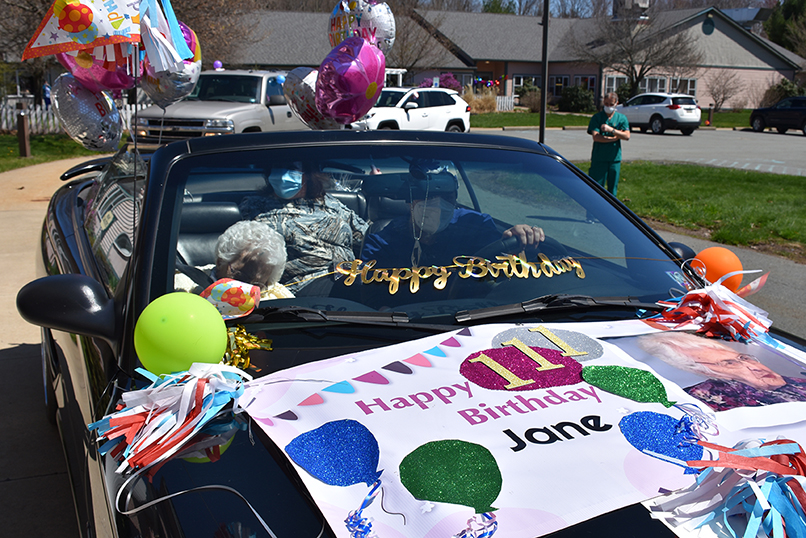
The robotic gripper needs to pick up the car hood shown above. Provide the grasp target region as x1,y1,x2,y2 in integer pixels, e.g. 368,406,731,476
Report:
137,100,264,119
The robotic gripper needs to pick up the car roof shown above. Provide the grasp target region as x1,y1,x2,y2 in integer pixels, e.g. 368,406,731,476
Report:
159,129,556,161
198,69,287,76
383,87,458,94
629,92,696,99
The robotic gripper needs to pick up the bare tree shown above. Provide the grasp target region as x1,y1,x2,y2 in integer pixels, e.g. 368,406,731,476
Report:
569,11,703,97
786,16,806,61
0,0,56,103
388,10,456,78
174,0,264,70
554,0,591,18
705,70,745,111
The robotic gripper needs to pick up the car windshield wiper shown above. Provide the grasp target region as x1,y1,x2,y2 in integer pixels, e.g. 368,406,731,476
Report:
248,306,456,332
455,294,665,323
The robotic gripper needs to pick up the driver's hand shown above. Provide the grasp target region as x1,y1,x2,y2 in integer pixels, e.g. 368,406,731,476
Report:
502,224,545,247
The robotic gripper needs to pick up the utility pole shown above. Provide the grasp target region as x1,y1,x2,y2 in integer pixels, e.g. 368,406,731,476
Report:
539,0,549,144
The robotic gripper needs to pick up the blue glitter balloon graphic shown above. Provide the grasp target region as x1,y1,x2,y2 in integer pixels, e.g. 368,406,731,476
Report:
619,411,703,473
285,419,383,486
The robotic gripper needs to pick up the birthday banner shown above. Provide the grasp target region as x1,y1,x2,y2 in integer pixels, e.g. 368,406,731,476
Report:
240,320,806,537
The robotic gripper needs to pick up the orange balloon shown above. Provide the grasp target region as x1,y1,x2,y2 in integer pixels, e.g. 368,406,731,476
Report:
691,247,743,291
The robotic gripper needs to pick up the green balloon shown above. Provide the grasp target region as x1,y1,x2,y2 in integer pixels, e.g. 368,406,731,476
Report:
134,292,227,376
582,365,676,407
399,440,501,513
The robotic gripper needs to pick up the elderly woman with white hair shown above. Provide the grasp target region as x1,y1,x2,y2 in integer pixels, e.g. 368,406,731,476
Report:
214,220,294,299
175,220,293,300
637,331,806,411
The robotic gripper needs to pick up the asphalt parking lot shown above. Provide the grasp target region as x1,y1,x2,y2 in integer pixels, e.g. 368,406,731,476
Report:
2,129,805,536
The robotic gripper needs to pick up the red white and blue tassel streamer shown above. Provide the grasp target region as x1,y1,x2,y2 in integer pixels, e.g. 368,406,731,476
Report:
646,439,806,537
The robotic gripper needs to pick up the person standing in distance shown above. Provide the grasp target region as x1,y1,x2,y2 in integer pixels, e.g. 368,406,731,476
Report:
587,92,630,196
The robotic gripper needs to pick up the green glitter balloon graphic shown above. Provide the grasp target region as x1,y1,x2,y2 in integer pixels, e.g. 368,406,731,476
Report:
399,439,502,513
582,365,676,407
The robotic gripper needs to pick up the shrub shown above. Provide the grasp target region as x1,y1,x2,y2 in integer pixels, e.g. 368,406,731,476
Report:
419,73,463,92
519,88,542,113
558,85,595,113
616,83,632,105
761,78,805,106
462,85,498,114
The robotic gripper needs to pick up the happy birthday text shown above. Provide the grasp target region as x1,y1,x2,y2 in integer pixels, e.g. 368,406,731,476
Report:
336,253,586,294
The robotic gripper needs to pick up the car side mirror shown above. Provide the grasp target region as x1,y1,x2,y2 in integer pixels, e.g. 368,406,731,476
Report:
17,274,118,343
267,94,286,106
667,241,697,264
404,102,418,110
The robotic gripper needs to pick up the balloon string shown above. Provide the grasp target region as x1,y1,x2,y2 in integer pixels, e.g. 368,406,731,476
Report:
344,479,382,538
453,512,498,538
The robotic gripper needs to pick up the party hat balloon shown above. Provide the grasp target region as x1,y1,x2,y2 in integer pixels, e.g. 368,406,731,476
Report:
285,419,382,487
582,365,676,407
400,439,501,513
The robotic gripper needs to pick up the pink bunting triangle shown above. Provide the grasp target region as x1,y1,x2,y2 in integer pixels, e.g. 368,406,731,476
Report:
299,394,325,406
353,371,389,385
404,353,432,367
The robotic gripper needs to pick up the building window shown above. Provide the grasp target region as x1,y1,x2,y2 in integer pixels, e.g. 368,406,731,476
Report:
548,75,569,96
514,75,541,89
671,78,697,96
638,76,667,93
574,76,596,92
461,74,475,88
605,75,628,95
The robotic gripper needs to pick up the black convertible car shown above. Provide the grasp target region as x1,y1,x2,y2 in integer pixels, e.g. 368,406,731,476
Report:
17,131,806,538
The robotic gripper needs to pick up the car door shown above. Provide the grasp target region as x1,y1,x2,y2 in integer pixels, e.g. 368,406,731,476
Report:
423,91,453,130
621,96,644,126
400,90,430,130
767,98,793,129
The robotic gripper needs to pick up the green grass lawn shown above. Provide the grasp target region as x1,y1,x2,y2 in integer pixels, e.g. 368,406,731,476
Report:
0,134,104,173
603,161,806,249
470,109,752,130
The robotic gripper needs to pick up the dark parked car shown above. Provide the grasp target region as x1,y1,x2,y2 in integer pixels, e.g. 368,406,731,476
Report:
750,96,806,135
16,131,806,538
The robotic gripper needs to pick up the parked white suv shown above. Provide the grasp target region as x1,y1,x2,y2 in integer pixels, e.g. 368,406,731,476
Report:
352,87,471,132
617,92,701,135
132,70,304,146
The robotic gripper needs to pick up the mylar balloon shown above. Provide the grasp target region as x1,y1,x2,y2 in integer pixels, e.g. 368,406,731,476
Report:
134,292,227,376
52,73,121,152
316,37,385,125
691,246,743,292
285,419,382,487
284,67,343,130
56,50,137,93
399,439,502,513
329,0,396,53
200,278,261,320
140,21,202,109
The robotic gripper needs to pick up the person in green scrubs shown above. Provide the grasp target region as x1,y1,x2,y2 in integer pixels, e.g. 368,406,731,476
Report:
587,92,630,196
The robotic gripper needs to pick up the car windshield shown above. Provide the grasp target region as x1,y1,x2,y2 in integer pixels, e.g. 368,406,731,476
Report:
672,97,697,106
187,74,262,103
374,90,406,107
163,141,693,328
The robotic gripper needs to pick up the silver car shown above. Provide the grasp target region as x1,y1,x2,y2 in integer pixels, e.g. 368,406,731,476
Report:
618,92,702,135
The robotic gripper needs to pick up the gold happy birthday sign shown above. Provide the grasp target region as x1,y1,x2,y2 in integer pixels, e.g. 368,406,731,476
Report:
336,253,586,294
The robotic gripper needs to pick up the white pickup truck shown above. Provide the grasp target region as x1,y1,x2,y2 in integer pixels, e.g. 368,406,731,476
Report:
132,69,304,145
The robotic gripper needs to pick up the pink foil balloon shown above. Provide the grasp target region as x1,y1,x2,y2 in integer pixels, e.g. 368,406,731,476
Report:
56,51,137,93
315,36,385,125
283,67,343,130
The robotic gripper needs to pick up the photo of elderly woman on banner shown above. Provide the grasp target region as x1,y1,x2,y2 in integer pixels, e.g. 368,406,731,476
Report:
610,330,806,428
